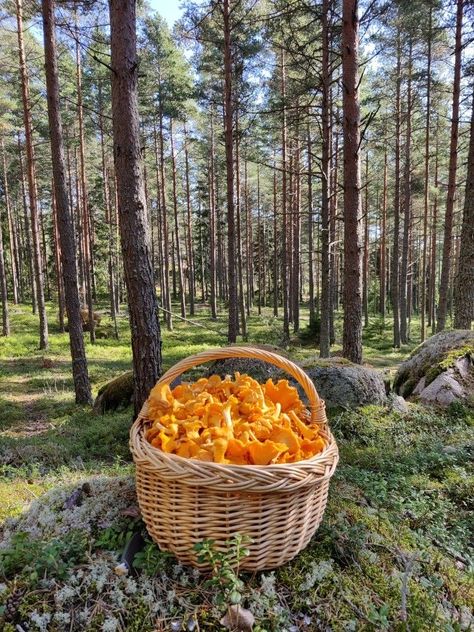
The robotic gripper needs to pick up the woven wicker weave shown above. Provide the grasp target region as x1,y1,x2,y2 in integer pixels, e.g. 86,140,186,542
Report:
130,346,339,571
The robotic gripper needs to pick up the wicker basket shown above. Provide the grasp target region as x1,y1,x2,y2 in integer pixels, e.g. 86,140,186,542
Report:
130,346,339,571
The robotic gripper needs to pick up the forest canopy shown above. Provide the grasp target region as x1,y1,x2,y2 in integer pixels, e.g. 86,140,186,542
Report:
0,0,473,368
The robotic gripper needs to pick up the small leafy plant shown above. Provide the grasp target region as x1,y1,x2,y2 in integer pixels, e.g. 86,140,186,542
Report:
93,517,142,551
133,540,173,575
0,530,87,585
194,534,251,607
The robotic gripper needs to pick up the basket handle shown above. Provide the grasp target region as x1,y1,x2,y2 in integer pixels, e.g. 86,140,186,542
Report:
152,346,326,425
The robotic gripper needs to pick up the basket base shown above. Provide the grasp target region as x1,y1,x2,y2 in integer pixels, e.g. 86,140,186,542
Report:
136,470,331,571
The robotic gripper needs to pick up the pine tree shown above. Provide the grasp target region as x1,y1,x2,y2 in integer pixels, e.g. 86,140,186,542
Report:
109,0,163,413
41,0,92,405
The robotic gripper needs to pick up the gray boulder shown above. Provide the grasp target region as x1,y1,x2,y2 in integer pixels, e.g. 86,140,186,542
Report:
418,370,465,407
394,330,474,405
207,344,289,382
302,358,388,409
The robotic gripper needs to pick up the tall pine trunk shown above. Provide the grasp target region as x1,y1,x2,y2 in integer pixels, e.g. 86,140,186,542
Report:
1,141,19,305
400,42,412,344
109,0,162,414
430,129,439,335
0,198,9,336
158,98,172,330
74,19,95,343
16,0,48,349
307,125,316,328
183,124,195,316
362,152,369,328
453,84,474,329
421,8,432,341
342,0,362,364
169,120,186,318
391,32,402,348
17,135,36,311
380,147,387,317
51,186,65,332
437,0,463,332
41,0,92,404
273,157,279,317
281,50,290,342
98,82,119,339
209,110,218,319
223,0,238,342
235,114,247,336
320,0,331,356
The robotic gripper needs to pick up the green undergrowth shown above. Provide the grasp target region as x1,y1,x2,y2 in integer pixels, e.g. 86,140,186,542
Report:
1,305,472,631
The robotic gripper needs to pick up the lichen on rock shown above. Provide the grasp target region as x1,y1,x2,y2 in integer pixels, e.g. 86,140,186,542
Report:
394,330,474,406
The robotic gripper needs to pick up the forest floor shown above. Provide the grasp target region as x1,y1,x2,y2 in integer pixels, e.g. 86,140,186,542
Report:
0,304,472,631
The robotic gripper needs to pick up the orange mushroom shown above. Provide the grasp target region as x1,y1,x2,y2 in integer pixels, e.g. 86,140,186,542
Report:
145,372,325,465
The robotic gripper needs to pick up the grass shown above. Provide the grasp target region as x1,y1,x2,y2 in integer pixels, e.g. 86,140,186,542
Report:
0,303,472,631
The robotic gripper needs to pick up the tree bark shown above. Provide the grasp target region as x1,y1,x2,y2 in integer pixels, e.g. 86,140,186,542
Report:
152,123,166,322
41,0,92,404
183,124,195,316
74,15,95,343
16,0,48,349
109,0,163,414
169,119,186,318
400,42,412,344
363,152,369,328
0,198,9,336
329,104,339,344
421,7,432,341
223,0,238,343
292,135,301,332
98,82,119,339
1,141,19,305
17,134,36,312
245,158,254,311
320,0,331,356
307,124,315,328
342,0,362,364
271,156,278,317
158,96,172,330
430,128,439,335
281,50,290,343
437,0,463,332
453,84,474,329
391,32,402,348
235,117,247,336
209,110,218,319
380,146,387,317
51,185,65,333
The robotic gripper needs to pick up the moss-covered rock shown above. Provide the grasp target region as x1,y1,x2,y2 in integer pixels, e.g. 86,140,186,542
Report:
394,330,474,406
93,371,134,414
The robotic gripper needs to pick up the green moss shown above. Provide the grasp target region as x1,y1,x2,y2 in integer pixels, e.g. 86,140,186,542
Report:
438,344,473,371
424,344,473,386
299,356,353,369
